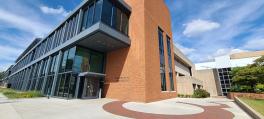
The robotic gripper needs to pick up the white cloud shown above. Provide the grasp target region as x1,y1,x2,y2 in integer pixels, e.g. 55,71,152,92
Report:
0,63,13,72
183,19,220,37
191,48,246,63
0,45,23,61
0,33,33,48
174,0,264,63
243,38,264,50
0,9,51,36
40,5,70,17
175,43,196,55
214,48,246,57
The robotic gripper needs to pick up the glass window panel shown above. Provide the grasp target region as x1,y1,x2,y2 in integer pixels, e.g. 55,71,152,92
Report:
73,47,90,72
161,72,166,91
87,3,95,28
82,9,88,31
58,74,65,97
90,52,104,73
121,13,128,35
158,28,166,91
60,50,69,72
101,0,112,26
54,74,61,96
94,0,103,23
66,47,76,71
68,74,77,98
63,73,71,97
112,7,122,31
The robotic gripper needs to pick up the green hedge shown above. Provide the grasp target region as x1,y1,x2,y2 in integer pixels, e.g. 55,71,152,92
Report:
0,88,43,99
177,89,210,98
230,84,264,93
193,89,210,98
255,84,264,93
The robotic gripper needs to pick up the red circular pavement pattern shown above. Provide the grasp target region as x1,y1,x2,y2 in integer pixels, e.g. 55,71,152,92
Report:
103,101,234,119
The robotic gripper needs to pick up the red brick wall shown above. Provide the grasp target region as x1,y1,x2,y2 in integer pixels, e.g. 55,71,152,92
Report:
144,0,177,102
103,0,177,102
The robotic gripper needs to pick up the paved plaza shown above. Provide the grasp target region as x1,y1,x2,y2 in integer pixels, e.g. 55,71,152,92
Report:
0,94,252,119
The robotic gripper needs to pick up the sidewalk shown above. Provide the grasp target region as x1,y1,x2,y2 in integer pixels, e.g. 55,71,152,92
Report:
0,93,22,119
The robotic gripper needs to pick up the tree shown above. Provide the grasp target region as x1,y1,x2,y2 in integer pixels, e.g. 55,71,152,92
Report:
251,56,264,67
231,56,264,92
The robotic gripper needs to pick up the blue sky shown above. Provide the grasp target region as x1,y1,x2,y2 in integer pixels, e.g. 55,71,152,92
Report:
0,0,264,71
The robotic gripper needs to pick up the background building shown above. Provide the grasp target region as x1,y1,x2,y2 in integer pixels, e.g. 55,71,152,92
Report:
195,50,264,96
3,0,177,102
174,45,203,95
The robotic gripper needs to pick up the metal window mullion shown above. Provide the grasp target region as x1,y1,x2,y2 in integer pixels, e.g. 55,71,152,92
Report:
65,20,71,41
51,51,63,96
50,32,56,50
60,24,66,44
29,64,37,90
64,22,69,42
76,9,83,35
68,19,73,39
41,56,52,94
34,60,44,90
22,66,32,91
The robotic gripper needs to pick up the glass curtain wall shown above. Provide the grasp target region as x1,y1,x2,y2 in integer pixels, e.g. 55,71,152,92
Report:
218,68,232,96
54,46,104,98
82,0,129,35
44,54,59,95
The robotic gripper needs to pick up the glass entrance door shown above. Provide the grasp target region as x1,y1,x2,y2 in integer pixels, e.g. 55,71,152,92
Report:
82,77,100,99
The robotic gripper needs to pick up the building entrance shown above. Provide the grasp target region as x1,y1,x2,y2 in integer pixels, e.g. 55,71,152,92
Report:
76,72,105,99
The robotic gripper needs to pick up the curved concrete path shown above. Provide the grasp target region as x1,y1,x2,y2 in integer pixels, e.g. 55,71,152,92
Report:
103,101,234,119
123,101,204,115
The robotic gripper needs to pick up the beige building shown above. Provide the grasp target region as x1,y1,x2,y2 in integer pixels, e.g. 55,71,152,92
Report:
173,45,203,95
195,50,264,96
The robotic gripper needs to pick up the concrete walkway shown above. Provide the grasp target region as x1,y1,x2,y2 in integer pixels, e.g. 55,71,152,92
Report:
0,94,252,119
0,94,127,119
0,93,22,119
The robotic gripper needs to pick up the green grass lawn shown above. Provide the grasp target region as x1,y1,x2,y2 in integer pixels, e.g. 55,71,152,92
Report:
0,87,43,99
240,97,264,116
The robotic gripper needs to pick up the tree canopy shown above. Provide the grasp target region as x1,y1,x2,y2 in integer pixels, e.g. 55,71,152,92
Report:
231,56,264,92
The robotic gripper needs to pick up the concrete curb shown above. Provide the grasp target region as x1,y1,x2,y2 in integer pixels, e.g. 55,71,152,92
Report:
235,97,264,119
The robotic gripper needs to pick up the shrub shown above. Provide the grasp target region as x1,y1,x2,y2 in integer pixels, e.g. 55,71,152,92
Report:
230,85,241,92
240,85,254,92
193,89,210,98
177,94,193,98
255,84,264,93
178,94,184,97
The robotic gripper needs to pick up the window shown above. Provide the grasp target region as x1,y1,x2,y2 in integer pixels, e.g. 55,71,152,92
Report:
90,51,104,73
66,47,76,71
158,28,166,91
82,9,88,31
87,3,95,28
94,0,103,23
101,0,112,26
73,47,90,72
121,13,129,34
73,47,104,73
112,7,122,31
167,36,174,91
49,55,58,74
60,50,69,72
